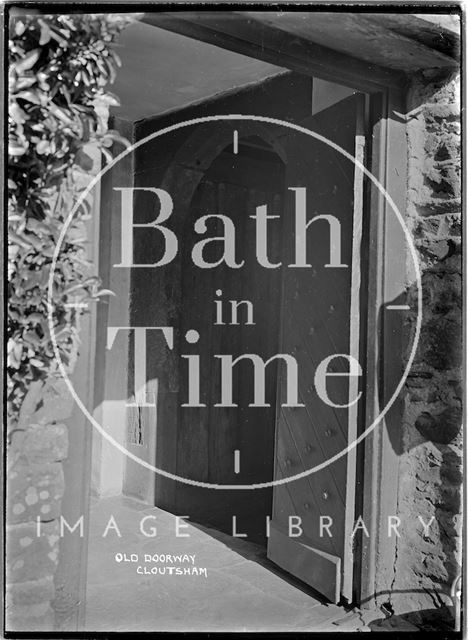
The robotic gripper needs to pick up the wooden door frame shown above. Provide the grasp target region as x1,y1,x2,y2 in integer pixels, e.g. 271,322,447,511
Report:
141,82,406,606
135,18,408,605
358,87,408,608
82,22,408,615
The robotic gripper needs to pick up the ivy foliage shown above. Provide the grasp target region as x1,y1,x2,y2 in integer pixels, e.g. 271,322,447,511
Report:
8,13,135,425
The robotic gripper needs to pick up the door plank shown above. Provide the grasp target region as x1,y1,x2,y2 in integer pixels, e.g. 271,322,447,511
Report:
268,523,341,604
280,403,347,506
272,458,340,558
275,415,344,554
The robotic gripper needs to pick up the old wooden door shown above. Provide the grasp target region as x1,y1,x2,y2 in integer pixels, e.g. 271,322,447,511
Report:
267,94,366,604
175,138,285,543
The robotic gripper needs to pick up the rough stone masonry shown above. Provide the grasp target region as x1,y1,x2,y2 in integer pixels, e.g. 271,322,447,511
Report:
392,67,462,624
6,379,71,630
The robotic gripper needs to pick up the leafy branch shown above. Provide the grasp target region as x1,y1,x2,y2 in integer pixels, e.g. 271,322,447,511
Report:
8,13,135,425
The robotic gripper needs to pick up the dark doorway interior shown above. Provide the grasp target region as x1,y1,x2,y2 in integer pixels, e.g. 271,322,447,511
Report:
175,137,285,545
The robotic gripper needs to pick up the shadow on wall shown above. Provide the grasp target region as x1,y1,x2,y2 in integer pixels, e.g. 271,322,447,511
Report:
362,589,459,631
369,607,456,633
377,234,462,628
380,279,462,456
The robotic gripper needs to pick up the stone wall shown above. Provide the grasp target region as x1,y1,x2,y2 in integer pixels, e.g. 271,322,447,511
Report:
6,379,71,630
391,68,462,625
6,141,104,632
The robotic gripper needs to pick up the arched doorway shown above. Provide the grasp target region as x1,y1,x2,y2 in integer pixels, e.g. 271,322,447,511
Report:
176,135,286,544
123,79,368,603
